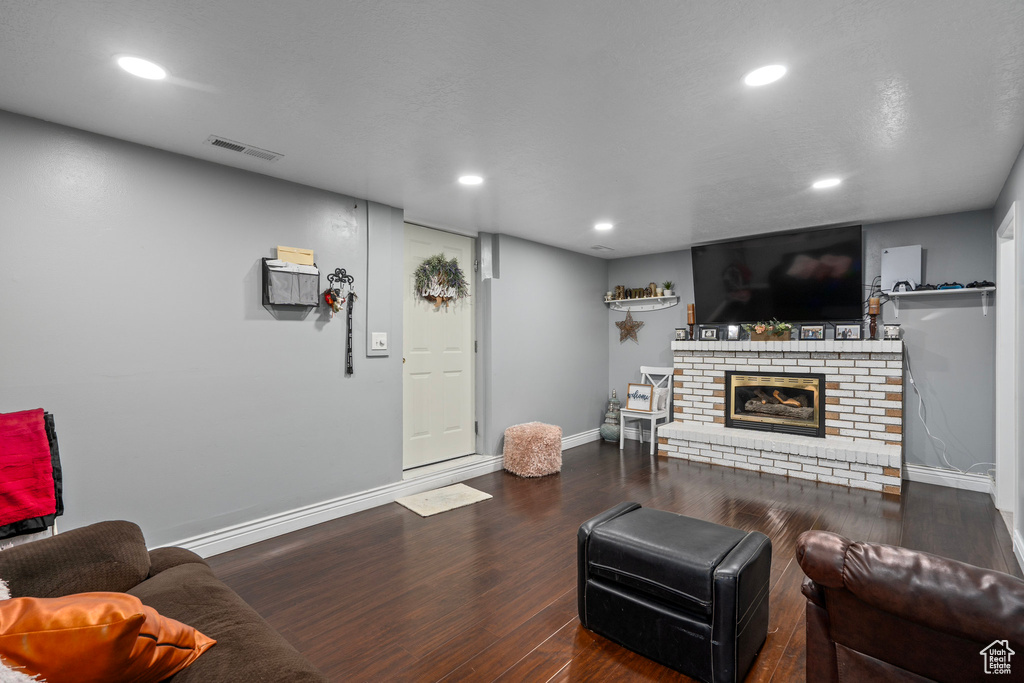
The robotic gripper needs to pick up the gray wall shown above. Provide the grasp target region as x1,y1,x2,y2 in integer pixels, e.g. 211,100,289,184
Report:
607,250,694,399
993,140,1024,539
863,211,995,472
0,110,404,547
482,235,609,454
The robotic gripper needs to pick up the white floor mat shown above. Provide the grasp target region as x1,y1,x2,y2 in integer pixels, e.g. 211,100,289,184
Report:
395,483,492,517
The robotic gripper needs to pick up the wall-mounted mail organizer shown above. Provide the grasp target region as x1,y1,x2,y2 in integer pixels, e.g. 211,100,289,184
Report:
262,257,320,306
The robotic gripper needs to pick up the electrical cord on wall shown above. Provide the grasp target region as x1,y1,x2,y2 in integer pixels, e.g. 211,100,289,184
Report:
862,275,882,304
904,347,995,476
866,275,892,308
861,276,892,325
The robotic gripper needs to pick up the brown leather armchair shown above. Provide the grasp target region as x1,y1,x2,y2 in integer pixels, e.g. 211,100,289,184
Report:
796,530,1024,682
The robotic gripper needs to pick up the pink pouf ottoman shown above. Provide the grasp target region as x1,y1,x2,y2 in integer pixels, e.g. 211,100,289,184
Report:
503,422,562,477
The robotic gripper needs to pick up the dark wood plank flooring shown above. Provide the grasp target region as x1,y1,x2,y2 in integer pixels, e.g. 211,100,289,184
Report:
207,439,1020,682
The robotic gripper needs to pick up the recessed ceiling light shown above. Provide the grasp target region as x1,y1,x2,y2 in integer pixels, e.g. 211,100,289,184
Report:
812,177,842,189
458,175,483,186
116,56,167,80
594,222,614,231
743,64,786,87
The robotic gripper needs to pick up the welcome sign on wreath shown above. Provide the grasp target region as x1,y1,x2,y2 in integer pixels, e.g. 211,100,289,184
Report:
414,253,469,309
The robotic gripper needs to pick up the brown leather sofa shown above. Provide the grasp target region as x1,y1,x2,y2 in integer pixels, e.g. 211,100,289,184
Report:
796,530,1024,682
0,520,328,682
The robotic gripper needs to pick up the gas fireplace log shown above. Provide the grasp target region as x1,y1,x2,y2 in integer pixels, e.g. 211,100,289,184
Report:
771,390,807,407
743,400,814,420
753,389,778,404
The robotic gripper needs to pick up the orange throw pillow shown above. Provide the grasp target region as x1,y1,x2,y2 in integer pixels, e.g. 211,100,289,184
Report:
0,592,215,683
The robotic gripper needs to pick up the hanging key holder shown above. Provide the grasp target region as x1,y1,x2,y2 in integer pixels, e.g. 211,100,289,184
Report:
323,268,355,318
325,268,358,375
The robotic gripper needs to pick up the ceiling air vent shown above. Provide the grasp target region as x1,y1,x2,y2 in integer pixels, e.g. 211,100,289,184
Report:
591,245,615,252
204,136,284,162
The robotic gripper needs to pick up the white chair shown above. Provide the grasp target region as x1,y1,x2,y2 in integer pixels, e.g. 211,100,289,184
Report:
619,366,674,455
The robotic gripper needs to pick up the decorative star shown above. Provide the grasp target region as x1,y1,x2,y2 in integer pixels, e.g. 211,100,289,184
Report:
616,310,644,343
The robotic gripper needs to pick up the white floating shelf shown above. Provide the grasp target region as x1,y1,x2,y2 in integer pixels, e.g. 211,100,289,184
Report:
605,295,679,312
888,286,995,317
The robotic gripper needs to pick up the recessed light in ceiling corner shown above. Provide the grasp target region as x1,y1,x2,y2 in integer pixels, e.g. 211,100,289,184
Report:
458,174,484,186
591,245,614,252
812,177,842,189
116,56,167,80
743,64,786,87
594,222,614,231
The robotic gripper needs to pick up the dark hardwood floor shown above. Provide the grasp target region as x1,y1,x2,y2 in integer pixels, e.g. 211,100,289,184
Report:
207,439,1020,682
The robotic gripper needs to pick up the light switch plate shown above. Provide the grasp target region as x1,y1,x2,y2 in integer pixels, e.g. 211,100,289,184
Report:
371,332,388,350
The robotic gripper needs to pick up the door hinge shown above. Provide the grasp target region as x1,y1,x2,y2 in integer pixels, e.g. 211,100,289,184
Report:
474,421,479,435
474,340,478,353
474,259,480,272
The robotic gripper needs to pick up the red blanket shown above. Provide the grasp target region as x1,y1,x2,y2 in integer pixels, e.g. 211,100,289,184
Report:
0,409,56,527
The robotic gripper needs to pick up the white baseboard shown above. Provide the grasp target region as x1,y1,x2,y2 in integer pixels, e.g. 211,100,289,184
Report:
562,428,601,450
1000,510,1014,539
903,463,995,495
174,427,602,558
1014,529,1024,574
166,454,504,558
585,427,651,447
623,426,663,444
623,427,643,441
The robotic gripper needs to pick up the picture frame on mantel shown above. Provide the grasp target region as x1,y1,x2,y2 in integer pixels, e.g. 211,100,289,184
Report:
625,383,654,411
726,325,741,341
699,326,719,341
800,324,824,340
835,323,862,340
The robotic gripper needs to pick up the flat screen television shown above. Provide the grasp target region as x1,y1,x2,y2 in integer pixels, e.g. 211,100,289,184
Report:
691,225,863,324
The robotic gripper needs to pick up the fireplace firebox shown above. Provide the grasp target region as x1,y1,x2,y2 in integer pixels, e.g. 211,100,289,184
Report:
724,371,826,438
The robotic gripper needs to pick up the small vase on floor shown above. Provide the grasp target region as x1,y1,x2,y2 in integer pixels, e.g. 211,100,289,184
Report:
599,390,622,442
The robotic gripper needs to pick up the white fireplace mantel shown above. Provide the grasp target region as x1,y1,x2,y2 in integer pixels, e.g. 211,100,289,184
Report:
672,340,903,353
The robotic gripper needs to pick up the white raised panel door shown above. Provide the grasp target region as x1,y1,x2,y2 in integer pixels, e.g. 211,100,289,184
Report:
403,224,475,469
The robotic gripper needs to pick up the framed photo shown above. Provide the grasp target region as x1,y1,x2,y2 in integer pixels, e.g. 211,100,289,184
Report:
626,383,654,411
883,324,901,340
699,326,719,341
726,324,741,341
675,327,689,341
835,323,862,340
800,324,824,340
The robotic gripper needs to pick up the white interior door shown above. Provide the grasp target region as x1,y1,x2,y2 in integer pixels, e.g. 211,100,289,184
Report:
403,224,475,469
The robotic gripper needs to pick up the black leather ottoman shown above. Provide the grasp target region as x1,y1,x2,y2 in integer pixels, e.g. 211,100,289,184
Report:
577,502,771,683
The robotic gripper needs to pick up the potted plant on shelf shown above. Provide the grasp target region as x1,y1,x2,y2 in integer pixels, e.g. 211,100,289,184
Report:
662,280,675,297
743,318,793,341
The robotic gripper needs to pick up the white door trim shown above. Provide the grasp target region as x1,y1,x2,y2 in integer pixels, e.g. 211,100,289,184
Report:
995,201,1017,521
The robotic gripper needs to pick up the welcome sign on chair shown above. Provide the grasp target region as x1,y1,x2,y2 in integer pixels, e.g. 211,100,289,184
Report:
625,383,653,411
620,367,674,455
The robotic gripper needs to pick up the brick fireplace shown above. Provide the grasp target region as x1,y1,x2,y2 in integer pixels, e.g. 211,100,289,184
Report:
658,340,904,494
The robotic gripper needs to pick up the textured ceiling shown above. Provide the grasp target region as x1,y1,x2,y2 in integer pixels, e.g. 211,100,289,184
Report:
2,1,1023,257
